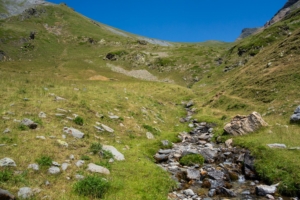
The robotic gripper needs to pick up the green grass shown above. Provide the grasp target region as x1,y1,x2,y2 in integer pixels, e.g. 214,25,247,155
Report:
73,175,110,198
0,2,300,199
36,156,53,167
179,154,204,166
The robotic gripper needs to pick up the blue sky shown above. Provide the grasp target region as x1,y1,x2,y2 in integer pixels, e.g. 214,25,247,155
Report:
47,0,287,42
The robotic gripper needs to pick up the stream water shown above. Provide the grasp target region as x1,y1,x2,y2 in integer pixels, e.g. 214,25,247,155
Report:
154,102,292,200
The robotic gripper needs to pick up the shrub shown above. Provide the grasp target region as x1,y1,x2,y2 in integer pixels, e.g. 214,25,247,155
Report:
73,175,110,198
74,116,84,126
0,169,13,182
179,154,204,166
36,156,52,166
80,155,91,161
90,142,102,154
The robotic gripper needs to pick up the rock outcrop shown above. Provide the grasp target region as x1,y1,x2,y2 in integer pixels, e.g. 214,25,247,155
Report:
224,112,268,136
290,105,300,123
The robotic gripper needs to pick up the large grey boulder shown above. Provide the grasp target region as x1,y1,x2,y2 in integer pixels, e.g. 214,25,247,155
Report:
0,188,15,200
224,112,268,136
63,127,84,138
290,105,300,123
0,158,16,167
102,145,125,161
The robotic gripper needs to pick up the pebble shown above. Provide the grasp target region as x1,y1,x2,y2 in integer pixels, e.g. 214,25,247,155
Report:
0,157,16,167
18,187,33,199
3,128,11,134
28,163,39,171
36,136,46,140
76,160,85,167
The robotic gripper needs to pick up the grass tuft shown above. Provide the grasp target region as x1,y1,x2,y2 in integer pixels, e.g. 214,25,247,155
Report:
73,175,110,198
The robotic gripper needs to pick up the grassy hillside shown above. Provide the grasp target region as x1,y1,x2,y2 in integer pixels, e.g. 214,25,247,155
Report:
1,2,300,199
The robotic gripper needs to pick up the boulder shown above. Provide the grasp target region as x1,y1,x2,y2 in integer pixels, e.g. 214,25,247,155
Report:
87,163,110,175
154,153,169,162
63,127,84,138
224,112,268,136
0,188,15,200
290,105,300,123
256,184,278,196
102,145,125,161
48,166,60,174
199,148,218,162
21,118,38,129
18,187,33,199
187,169,200,180
0,158,16,167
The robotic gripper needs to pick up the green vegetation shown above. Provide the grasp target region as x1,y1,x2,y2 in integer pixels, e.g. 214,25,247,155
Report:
89,142,102,154
36,156,53,167
179,154,205,166
73,175,110,198
0,169,13,182
0,1,300,199
74,116,84,126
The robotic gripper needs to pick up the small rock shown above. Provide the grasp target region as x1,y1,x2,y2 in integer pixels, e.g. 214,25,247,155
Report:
36,136,46,140
38,112,46,118
76,160,85,167
61,163,69,171
52,161,60,166
28,163,39,171
45,180,50,186
69,154,75,160
21,118,38,129
267,143,286,149
146,132,154,139
225,138,233,148
187,169,200,180
208,189,216,197
57,108,68,113
0,188,15,200
154,153,169,162
102,145,125,161
18,187,33,199
266,194,275,199
255,184,278,196
3,128,11,134
75,174,85,180
94,125,104,131
48,166,60,174
161,140,170,146
55,96,66,101
108,115,119,119
0,158,16,167
183,189,194,196
101,124,114,133
57,140,68,147
63,127,84,138
55,113,65,117
87,163,110,175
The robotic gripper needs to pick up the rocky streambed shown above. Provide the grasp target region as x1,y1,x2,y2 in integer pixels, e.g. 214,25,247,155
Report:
154,102,285,200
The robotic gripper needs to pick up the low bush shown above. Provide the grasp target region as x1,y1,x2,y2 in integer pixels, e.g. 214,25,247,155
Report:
73,175,110,198
90,142,102,154
36,156,52,166
74,116,84,126
179,154,204,166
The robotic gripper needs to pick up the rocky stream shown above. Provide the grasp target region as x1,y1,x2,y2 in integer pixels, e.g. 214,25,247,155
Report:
154,102,289,200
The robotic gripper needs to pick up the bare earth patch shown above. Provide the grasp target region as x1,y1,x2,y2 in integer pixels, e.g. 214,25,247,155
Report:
89,75,109,81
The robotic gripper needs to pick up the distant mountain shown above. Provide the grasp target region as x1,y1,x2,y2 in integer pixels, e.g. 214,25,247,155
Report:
237,0,300,40
0,0,52,19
